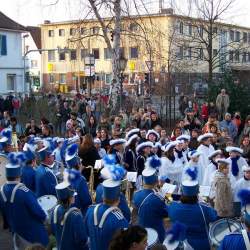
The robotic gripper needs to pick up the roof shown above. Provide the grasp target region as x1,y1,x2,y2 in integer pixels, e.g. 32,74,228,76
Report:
40,12,250,31
26,26,41,50
0,11,26,32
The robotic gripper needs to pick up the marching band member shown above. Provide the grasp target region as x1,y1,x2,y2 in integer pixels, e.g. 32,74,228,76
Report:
159,141,183,185
0,152,48,247
109,138,126,164
233,165,250,202
177,134,191,161
135,141,153,189
35,139,57,197
197,133,215,183
133,156,168,242
226,146,248,182
168,167,217,250
183,150,202,184
210,159,234,218
85,164,128,250
95,155,131,222
21,143,37,193
124,129,139,172
0,128,13,154
174,140,188,166
202,150,222,186
219,188,250,250
146,129,160,143
51,182,88,250
65,143,92,217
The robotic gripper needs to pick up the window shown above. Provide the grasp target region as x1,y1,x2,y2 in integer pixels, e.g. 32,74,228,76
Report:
119,47,125,58
188,24,192,36
6,74,16,91
92,48,100,59
248,52,250,62
0,34,7,55
230,30,234,41
187,47,192,59
213,27,218,34
129,47,138,59
235,31,240,42
49,73,54,83
242,52,247,62
59,74,66,83
213,49,218,57
179,21,183,34
104,48,112,59
177,46,183,59
70,50,77,60
129,23,139,32
59,29,65,36
92,27,100,35
80,28,87,35
229,50,234,62
198,26,203,38
105,73,112,84
25,45,29,54
48,30,54,37
70,28,76,36
59,52,66,61
31,60,38,68
48,50,55,61
243,32,247,43
235,50,240,62
198,48,203,60
81,49,88,60
248,33,250,44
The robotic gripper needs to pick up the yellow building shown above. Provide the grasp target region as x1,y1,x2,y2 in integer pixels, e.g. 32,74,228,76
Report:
40,11,250,94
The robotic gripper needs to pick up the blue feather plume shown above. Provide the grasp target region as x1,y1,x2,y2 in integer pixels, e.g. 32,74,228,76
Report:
166,221,187,243
103,154,117,166
16,152,27,166
149,156,161,169
8,153,19,165
67,143,78,156
24,148,36,161
27,135,35,145
60,139,69,161
185,167,198,181
1,129,11,139
238,189,250,206
67,168,81,184
108,164,127,181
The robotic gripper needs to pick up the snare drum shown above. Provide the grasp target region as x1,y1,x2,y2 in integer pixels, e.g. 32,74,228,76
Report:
146,228,159,249
0,154,8,186
37,195,58,223
209,218,243,247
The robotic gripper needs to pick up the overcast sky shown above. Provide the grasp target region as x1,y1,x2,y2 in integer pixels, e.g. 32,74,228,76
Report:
1,0,250,27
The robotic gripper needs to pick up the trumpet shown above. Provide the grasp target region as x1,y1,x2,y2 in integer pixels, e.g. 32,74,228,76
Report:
87,165,95,201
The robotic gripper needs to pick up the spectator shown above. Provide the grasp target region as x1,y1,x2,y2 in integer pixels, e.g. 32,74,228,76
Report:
85,115,97,138
94,138,106,158
216,89,230,120
100,128,110,152
219,113,238,141
208,102,218,117
0,110,11,129
171,127,182,141
240,135,250,163
177,119,190,135
201,102,209,122
82,105,94,126
217,128,233,150
60,101,71,135
242,115,250,138
41,124,52,138
24,119,41,136
98,115,111,132
12,95,21,116
10,116,23,136
66,112,85,132
183,108,201,132
150,111,161,129
202,114,219,134
189,128,200,150
179,94,189,117
232,112,244,140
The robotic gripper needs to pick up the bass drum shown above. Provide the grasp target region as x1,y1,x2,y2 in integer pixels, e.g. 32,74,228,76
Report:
0,154,8,186
209,218,243,247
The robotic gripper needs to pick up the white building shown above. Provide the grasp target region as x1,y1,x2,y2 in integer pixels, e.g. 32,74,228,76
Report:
0,11,26,95
24,26,41,92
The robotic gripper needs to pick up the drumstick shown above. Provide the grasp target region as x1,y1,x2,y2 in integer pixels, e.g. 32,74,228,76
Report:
226,219,232,232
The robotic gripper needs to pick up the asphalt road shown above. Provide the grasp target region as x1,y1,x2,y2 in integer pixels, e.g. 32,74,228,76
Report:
0,215,13,250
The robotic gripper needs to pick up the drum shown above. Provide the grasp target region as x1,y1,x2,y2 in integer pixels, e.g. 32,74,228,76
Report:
146,228,159,249
0,154,8,186
38,195,58,223
209,218,243,247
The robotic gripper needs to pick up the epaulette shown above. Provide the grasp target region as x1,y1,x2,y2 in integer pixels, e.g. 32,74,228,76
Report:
18,185,29,193
71,209,81,217
112,209,124,220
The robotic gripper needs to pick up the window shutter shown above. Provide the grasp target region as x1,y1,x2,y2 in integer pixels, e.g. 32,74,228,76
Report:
1,35,7,55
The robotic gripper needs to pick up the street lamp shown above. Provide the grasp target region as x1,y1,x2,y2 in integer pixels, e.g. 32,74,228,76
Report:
119,55,128,111
23,34,29,94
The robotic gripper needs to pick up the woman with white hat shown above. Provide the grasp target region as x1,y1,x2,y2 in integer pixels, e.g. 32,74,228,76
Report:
202,150,222,186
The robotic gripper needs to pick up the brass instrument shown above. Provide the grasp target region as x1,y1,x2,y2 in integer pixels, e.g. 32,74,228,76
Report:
87,165,95,201
11,131,19,152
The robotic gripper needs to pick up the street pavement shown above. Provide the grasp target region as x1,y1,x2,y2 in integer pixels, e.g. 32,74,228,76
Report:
0,216,13,249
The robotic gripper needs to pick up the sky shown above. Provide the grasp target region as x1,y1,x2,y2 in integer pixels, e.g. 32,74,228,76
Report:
1,0,250,27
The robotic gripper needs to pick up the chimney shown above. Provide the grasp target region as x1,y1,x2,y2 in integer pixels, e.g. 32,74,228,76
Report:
160,8,174,15
44,20,51,24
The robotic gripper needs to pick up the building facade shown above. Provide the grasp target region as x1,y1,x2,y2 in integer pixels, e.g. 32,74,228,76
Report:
0,12,26,95
40,11,250,95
